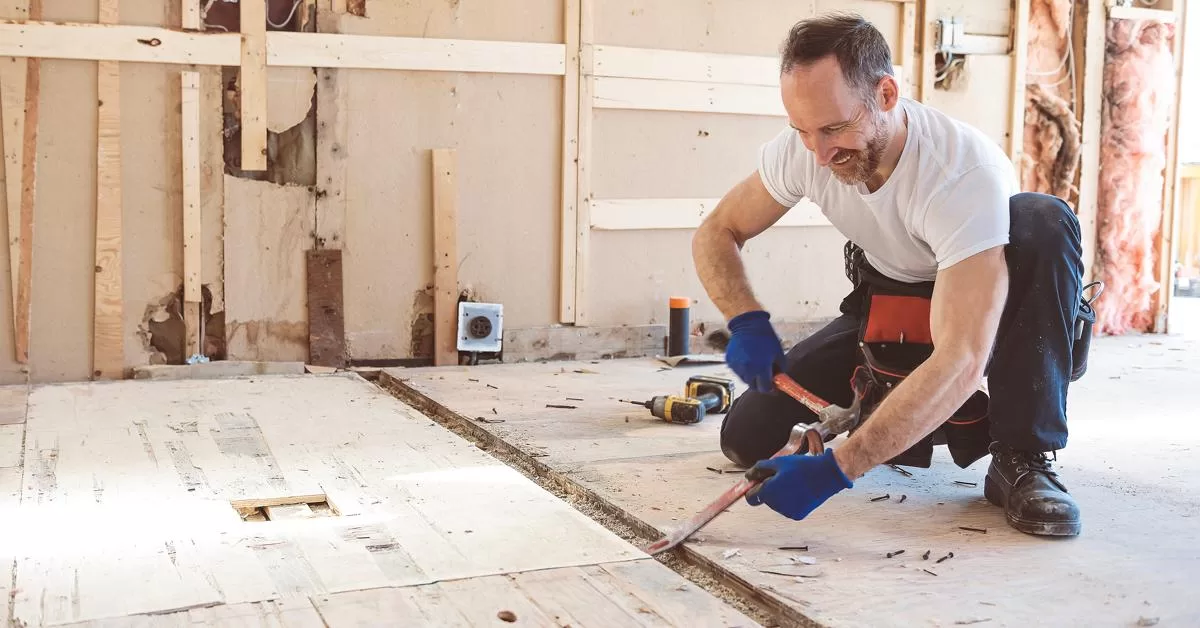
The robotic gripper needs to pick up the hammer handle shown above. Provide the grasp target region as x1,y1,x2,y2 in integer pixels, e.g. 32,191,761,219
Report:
773,372,830,415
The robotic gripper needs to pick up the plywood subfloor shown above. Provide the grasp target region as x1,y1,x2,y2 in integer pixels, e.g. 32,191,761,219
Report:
0,374,755,627
389,334,1200,627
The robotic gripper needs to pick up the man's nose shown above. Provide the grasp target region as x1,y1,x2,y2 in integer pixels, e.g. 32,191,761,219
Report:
812,138,839,166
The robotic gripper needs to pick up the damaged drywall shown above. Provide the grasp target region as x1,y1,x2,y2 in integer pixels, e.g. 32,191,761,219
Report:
1022,0,1080,204
140,285,226,364
1094,17,1176,334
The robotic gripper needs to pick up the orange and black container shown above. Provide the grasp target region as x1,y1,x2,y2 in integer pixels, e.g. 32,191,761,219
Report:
668,296,690,356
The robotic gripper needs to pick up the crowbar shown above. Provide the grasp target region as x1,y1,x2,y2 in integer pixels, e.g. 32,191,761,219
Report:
643,372,862,556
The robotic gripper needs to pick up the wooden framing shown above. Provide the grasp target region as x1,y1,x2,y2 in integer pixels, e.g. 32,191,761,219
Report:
1074,0,1107,283
1,1,39,365
572,0,594,325
918,0,937,101
589,198,830,231
1007,0,1031,163
240,0,267,171
1156,0,1190,331
559,0,581,324
1109,6,1177,23
592,77,785,116
93,0,123,379
0,22,568,75
899,1,918,99
182,70,203,359
432,148,459,367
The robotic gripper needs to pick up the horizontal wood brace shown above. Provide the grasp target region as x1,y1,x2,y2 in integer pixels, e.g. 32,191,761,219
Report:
589,197,830,230
0,21,567,75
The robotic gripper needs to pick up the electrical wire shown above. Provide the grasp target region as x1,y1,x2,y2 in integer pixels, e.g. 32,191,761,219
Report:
267,0,302,29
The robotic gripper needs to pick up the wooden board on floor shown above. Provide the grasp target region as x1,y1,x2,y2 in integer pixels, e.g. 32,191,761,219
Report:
388,339,1200,627
7,373,753,626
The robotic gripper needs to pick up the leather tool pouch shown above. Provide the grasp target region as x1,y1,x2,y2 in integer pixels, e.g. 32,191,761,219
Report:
845,249,992,469
1070,281,1103,382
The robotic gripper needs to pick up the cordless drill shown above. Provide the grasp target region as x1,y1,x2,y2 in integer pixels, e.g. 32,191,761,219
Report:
624,375,735,425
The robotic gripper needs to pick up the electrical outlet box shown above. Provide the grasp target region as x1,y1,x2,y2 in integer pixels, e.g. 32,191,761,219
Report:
935,17,966,53
457,302,503,353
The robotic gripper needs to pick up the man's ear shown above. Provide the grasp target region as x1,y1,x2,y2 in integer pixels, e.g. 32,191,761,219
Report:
876,75,899,111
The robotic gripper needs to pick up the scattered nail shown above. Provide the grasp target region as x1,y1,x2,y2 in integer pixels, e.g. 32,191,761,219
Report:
923,569,938,576
897,494,907,504
959,526,988,534
546,404,577,409
468,378,479,382
870,494,891,502
486,384,499,389
937,552,955,563
889,464,914,477
886,549,905,558
922,550,931,560
954,620,992,625
954,481,978,487
475,417,505,424
778,545,809,551
566,397,584,401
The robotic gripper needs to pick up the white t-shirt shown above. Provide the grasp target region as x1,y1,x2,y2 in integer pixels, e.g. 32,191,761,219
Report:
758,98,1018,283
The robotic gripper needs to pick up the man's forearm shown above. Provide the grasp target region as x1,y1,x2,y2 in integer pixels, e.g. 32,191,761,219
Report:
833,353,981,479
692,224,764,319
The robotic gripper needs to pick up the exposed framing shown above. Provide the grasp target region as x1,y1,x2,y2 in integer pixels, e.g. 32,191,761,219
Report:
1156,0,1190,331
93,0,122,378
1008,0,1031,163
559,0,582,323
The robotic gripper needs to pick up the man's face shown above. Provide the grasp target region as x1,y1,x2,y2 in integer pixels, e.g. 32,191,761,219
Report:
780,56,890,186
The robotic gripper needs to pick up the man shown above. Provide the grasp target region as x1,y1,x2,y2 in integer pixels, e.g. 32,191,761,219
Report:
692,13,1093,537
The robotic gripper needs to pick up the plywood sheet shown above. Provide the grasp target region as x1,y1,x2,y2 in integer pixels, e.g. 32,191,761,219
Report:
9,373,653,626
223,176,315,362
315,560,754,627
586,226,847,328
390,335,1200,627
340,70,560,359
336,0,562,43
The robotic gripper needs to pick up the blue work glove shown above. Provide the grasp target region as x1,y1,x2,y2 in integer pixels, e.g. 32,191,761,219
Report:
725,310,786,393
744,449,853,520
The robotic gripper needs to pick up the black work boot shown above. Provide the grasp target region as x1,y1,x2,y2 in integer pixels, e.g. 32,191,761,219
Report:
984,442,1080,537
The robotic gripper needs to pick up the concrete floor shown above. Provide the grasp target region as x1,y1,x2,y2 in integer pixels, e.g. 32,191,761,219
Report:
391,330,1200,627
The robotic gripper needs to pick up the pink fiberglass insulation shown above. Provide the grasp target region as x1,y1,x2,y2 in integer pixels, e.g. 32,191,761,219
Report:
1022,0,1075,198
1095,18,1176,335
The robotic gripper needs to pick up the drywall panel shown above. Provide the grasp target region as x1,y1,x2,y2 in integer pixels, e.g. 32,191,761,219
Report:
25,58,95,382
928,54,1014,149
341,69,561,359
121,61,185,369
592,109,790,199
596,1,902,56
223,176,315,362
932,0,1013,37
585,226,848,327
336,0,562,43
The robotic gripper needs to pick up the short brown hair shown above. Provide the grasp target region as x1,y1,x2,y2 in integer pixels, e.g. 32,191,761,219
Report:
780,13,893,102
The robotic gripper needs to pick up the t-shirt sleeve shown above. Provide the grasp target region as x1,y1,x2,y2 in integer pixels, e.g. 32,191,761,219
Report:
756,127,805,207
919,164,1013,270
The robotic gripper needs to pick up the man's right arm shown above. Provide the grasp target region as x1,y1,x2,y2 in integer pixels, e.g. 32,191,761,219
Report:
691,171,792,320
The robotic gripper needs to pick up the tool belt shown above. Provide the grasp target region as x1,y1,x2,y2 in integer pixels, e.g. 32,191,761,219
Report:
843,245,990,468
841,242,1098,468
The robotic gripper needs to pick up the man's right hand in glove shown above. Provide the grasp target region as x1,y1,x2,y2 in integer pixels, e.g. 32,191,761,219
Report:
725,310,786,393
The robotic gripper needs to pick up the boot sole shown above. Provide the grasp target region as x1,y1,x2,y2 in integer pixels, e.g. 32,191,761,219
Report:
984,475,1081,537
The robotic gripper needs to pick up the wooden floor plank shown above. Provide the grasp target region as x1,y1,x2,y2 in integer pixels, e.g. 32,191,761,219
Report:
314,586,472,627
10,374,763,626
388,336,1200,626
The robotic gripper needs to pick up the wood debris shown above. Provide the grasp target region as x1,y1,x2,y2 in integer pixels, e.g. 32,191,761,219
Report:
721,548,741,559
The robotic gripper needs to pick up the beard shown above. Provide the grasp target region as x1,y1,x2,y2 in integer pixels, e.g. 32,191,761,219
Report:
829,112,891,185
